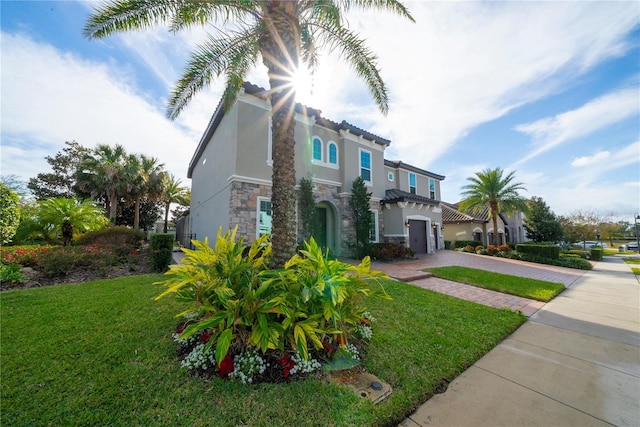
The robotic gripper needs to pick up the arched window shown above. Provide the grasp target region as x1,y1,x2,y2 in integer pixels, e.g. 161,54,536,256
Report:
328,142,338,165
312,137,322,161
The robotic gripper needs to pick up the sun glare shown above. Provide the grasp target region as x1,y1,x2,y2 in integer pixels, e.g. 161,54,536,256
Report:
290,66,316,105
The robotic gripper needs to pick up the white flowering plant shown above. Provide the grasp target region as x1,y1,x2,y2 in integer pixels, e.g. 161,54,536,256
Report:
229,349,268,384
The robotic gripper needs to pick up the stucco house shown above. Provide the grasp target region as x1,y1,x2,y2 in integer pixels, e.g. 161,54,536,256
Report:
441,201,526,246
186,82,446,256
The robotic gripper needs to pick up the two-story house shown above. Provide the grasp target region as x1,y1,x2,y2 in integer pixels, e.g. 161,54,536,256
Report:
186,82,445,256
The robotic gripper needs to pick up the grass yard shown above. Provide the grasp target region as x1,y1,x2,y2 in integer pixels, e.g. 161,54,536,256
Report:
1,275,525,426
426,266,565,302
623,258,640,275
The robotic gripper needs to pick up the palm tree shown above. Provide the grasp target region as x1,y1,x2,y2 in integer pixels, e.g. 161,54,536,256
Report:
84,0,414,267
76,144,129,224
127,154,166,230
38,198,108,245
459,167,528,246
160,174,189,234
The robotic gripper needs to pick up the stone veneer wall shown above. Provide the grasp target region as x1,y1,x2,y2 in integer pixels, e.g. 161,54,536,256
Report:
229,181,272,244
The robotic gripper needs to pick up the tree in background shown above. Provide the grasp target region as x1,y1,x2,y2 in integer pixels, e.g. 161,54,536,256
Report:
1,175,30,201
160,174,189,233
28,141,91,200
84,0,414,268
459,167,528,246
298,177,318,243
126,154,166,230
0,183,20,245
558,210,605,248
524,196,563,242
349,177,372,260
76,144,129,224
117,199,164,232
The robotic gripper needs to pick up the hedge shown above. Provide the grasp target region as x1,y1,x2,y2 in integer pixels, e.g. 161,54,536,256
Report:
150,233,174,272
515,244,560,259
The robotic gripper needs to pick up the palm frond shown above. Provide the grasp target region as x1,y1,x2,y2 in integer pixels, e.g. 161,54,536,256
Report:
313,21,388,114
333,0,415,22
166,28,260,119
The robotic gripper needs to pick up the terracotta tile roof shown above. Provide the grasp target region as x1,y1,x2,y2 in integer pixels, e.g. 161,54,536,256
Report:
382,189,439,206
441,201,489,223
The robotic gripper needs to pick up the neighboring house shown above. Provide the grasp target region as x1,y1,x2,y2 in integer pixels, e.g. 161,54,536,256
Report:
186,82,446,256
441,201,526,246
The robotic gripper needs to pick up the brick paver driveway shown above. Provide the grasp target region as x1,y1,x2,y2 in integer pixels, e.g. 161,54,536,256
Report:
370,250,586,288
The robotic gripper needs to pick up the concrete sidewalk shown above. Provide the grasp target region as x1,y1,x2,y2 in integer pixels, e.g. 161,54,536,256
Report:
400,256,640,427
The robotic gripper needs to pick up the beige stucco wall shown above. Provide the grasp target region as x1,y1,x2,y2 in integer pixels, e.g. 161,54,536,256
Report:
189,103,239,242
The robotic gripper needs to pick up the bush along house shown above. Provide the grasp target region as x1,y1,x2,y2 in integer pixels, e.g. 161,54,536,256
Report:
186,82,446,256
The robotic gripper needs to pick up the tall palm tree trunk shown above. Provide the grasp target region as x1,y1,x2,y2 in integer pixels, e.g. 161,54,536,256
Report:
134,197,141,230
490,201,499,245
164,201,170,233
109,193,118,224
261,3,300,268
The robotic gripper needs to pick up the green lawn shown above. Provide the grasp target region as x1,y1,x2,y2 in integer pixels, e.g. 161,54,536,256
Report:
1,275,525,426
425,266,565,302
623,258,640,275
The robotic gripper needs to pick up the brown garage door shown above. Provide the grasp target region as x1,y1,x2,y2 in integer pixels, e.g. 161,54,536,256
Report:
409,220,427,254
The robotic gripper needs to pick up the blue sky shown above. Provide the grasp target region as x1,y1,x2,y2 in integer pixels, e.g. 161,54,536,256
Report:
1,1,639,220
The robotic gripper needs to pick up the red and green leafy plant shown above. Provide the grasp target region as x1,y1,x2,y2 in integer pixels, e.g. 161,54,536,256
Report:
155,227,390,382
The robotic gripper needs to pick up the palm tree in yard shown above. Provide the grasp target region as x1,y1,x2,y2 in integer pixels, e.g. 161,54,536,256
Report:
76,144,129,224
38,198,108,246
459,167,528,246
84,0,414,267
160,174,189,234
127,154,166,230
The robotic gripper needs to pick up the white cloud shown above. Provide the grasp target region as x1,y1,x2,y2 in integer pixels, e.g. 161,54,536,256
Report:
0,32,208,184
571,151,611,167
513,86,640,166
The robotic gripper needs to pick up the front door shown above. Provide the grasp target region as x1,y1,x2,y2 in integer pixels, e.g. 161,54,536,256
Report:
315,207,327,248
409,220,427,254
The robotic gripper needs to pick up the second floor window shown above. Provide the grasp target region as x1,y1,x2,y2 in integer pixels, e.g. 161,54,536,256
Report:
312,137,322,161
360,149,371,183
409,173,417,194
429,178,436,199
328,142,337,165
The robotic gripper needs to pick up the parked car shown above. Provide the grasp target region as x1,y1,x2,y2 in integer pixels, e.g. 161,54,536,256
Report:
625,241,639,251
573,241,607,249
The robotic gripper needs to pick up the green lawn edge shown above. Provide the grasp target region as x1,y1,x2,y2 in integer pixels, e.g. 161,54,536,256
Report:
1,275,525,426
425,266,565,302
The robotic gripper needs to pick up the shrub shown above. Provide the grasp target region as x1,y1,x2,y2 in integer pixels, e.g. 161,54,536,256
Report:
35,245,120,278
516,252,592,270
155,227,389,371
0,263,25,286
475,245,484,252
0,183,20,245
515,244,560,259
444,240,452,250
366,243,413,261
486,245,499,255
454,240,483,249
497,244,511,252
1,246,51,267
75,226,144,247
150,233,174,272
590,248,603,261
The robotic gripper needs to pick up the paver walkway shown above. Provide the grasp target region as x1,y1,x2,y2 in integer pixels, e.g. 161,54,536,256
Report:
366,250,586,317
